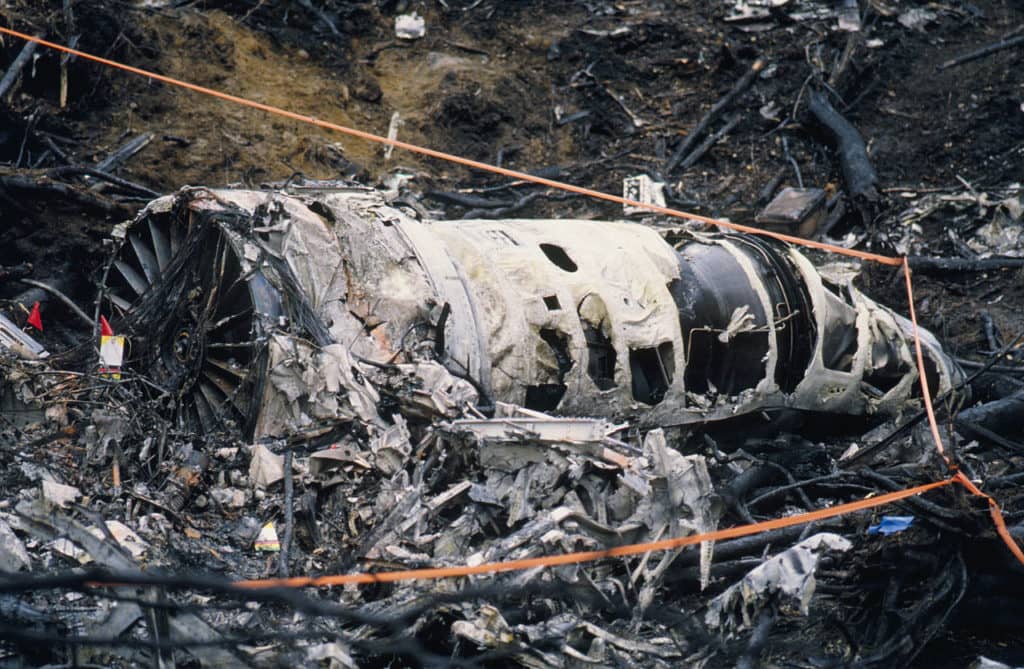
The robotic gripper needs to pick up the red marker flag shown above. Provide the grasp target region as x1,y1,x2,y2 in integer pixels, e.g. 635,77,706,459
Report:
26,302,42,331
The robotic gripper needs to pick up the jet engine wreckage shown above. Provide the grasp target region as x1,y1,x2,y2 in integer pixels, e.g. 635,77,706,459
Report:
102,183,961,438
7,182,1019,669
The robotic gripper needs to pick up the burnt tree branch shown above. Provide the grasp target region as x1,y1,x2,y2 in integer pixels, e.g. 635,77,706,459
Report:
908,256,1024,273
0,37,39,101
807,90,879,208
665,59,765,175
938,33,1024,71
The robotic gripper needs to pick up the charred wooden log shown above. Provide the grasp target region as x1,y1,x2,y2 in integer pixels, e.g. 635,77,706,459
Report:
807,90,879,219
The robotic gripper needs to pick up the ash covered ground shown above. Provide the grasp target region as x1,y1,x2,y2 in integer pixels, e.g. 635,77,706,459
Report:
1,1,1024,667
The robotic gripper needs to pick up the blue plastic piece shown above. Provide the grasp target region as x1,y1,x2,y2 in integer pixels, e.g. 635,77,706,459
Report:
867,516,915,536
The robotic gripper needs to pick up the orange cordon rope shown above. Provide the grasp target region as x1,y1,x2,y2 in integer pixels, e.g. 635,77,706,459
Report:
236,478,956,589
903,258,947,459
5,27,1023,578
0,27,900,265
953,471,1024,566
903,258,1024,565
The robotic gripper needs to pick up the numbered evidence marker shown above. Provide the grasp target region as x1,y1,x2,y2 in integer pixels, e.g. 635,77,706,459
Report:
99,334,126,380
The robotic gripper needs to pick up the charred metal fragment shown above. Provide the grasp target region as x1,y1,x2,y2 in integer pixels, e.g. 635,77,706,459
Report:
0,313,47,359
105,184,962,438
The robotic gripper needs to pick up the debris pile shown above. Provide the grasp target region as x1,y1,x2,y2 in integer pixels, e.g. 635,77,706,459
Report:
1,1,1023,667
1,179,1023,667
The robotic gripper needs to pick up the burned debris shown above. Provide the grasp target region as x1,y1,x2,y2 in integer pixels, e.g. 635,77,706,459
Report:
2,1,1024,668
1,179,1018,668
